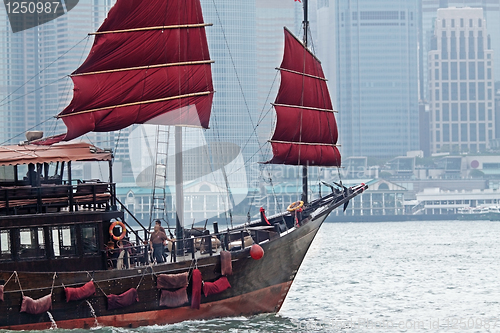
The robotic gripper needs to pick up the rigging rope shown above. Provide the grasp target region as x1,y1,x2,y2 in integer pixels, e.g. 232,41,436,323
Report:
13,272,56,296
3,271,16,288
0,36,90,107
14,271,23,297
0,35,92,147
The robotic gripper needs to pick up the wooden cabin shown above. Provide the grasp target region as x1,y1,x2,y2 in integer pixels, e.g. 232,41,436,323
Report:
0,142,127,272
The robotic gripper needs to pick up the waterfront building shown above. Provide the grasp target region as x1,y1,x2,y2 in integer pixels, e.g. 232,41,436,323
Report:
329,179,407,217
415,187,500,215
428,7,495,154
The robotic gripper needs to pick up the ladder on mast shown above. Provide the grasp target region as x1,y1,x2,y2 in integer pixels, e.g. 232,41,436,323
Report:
148,125,172,236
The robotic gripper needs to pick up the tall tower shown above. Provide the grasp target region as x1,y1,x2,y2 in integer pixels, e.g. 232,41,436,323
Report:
421,0,500,102
335,0,419,158
200,0,258,177
0,0,113,146
255,0,296,148
428,7,495,153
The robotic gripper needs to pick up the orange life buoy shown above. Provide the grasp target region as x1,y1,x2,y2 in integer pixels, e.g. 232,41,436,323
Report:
287,200,304,212
109,221,126,241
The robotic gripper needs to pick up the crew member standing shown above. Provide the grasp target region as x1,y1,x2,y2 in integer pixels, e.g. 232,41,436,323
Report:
150,224,171,264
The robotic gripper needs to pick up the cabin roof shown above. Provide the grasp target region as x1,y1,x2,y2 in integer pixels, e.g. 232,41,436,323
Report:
0,142,112,166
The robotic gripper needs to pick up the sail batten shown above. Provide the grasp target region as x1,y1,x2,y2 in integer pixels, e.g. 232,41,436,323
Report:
266,28,341,167
37,0,213,145
71,60,215,77
269,140,339,147
89,23,213,35
57,91,214,118
276,67,328,81
271,103,337,113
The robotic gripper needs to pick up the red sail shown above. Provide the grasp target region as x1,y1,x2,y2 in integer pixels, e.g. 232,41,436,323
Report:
267,28,340,167
42,0,213,144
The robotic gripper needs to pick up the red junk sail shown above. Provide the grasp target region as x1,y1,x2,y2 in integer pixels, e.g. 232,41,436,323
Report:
267,28,340,167
41,0,214,144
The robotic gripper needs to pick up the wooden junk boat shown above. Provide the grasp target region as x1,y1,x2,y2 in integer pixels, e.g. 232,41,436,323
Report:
0,0,367,329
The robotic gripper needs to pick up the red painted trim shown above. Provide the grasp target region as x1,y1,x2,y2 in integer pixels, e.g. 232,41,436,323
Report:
1,281,293,330
260,207,271,225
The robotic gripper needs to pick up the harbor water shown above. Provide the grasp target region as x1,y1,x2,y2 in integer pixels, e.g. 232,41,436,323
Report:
4,220,500,332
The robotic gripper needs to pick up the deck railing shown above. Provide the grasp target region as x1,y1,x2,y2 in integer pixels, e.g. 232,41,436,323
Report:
0,181,115,215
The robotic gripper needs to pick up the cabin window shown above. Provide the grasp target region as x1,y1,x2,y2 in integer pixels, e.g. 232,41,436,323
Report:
52,225,77,257
18,227,45,259
0,230,11,260
81,224,98,254
0,166,15,182
17,164,28,181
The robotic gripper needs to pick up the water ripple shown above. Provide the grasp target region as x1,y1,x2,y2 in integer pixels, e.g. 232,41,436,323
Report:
2,221,499,332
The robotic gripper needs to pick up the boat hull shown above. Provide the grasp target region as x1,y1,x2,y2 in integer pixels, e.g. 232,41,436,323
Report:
0,213,326,330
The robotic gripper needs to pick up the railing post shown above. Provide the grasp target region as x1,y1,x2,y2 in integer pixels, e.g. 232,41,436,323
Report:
224,232,229,251
240,230,245,249
143,229,149,265
191,238,195,259
172,241,176,263
68,161,73,212
36,187,42,213
5,189,9,215
208,235,212,256
274,223,281,235
92,184,97,211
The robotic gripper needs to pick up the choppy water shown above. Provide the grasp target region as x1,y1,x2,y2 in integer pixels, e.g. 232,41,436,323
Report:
4,221,500,332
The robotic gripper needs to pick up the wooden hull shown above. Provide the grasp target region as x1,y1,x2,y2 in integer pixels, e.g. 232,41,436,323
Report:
0,213,326,330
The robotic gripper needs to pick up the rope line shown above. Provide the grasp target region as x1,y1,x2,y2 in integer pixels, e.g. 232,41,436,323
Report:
2,271,16,288
50,272,57,294
0,36,90,107
14,271,23,297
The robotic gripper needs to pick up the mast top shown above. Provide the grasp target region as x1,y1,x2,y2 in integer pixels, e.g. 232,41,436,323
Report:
303,0,308,47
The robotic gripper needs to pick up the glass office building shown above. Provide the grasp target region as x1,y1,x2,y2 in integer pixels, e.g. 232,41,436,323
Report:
334,0,420,158
200,0,258,169
0,1,113,146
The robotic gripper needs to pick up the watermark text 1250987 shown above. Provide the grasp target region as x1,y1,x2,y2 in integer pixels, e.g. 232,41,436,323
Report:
2,0,79,33
5,1,59,14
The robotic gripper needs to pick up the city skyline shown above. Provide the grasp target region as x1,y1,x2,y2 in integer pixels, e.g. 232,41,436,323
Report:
0,0,498,163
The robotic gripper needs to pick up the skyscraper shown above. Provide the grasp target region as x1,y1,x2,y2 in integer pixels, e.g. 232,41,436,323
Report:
316,0,338,117
428,7,495,153
197,0,260,193
255,0,296,148
421,0,500,102
334,0,420,158
0,1,113,146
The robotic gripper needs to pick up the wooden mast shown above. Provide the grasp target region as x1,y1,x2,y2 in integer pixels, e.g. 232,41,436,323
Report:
175,126,184,254
301,0,309,204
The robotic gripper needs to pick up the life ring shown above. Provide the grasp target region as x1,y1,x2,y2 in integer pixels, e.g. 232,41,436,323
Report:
109,221,126,241
287,201,304,212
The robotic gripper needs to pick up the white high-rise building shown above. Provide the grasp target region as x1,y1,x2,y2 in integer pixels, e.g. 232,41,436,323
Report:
429,7,495,153
421,0,500,101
